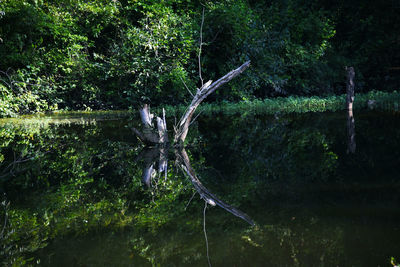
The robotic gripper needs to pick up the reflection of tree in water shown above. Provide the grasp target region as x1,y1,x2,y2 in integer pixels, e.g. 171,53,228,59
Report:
138,146,255,226
347,109,356,154
139,146,255,266
1,113,400,266
195,113,340,187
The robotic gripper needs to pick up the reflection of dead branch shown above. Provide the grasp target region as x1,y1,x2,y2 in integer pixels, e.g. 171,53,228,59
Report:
177,149,255,226
137,147,255,226
203,201,212,267
0,151,51,180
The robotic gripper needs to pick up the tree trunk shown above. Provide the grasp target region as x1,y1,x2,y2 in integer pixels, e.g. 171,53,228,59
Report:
346,66,355,110
138,147,168,188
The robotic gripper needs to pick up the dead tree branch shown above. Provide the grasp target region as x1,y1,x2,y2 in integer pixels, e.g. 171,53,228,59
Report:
198,8,205,87
132,104,168,145
174,60,251,144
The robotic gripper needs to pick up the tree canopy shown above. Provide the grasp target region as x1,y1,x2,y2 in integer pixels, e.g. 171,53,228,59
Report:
0,0,399,116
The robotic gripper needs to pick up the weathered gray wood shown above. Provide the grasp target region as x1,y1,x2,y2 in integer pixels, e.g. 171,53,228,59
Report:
174,61,251,144
139,104,154,127
132,105,168,145
156,108,168,144
158,147,168,174
142,163,156,188
346,66,355,110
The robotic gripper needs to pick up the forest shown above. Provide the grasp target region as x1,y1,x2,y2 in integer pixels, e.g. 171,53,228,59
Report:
0,0,399,117
1,1,400,265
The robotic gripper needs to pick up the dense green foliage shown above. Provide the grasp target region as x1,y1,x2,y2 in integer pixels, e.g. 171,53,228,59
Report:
0,0,399,117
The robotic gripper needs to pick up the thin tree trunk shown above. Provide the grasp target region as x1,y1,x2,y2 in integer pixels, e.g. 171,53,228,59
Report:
345,67,356,153
346,66,355,110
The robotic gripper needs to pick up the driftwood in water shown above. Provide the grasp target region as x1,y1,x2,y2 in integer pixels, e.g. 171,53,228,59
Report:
177,148,255,226
132,104,168,145
174,61,251,144
346,66,355,110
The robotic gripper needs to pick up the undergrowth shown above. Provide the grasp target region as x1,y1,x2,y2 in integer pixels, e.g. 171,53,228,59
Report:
159,90,400,117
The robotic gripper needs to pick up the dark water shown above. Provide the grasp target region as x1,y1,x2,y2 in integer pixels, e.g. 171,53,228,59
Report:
0,111,399,266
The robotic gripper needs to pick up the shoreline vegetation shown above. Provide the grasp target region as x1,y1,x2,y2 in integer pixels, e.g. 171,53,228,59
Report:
161,90,400,117
1,1,399,121
1,90,399,121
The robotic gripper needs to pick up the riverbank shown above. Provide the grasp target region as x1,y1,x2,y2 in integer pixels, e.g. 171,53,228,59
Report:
161,90,400,117
1,90,399,119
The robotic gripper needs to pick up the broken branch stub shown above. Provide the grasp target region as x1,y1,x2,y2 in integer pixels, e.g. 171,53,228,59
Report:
132,104,168,145
174,60,251,144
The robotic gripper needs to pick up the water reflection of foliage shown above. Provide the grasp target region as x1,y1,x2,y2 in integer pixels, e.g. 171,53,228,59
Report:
196,112,340,198
1,113,399,266
0,119,213,265
0,121,138,265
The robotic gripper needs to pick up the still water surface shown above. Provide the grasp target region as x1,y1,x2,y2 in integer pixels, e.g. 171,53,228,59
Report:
0,111,399,266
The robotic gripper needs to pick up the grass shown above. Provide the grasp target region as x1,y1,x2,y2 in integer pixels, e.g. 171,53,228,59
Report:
2,91,399,121
159,90,400,117
0,110,130,126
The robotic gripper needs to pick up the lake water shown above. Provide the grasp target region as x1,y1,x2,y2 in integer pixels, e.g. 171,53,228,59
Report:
0,110,399,266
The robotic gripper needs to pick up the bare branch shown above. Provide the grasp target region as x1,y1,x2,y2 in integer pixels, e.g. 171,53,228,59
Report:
180,76,194,97
175,60,251,144
189,109,204,127
203,201,212,267
198,7,205,87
